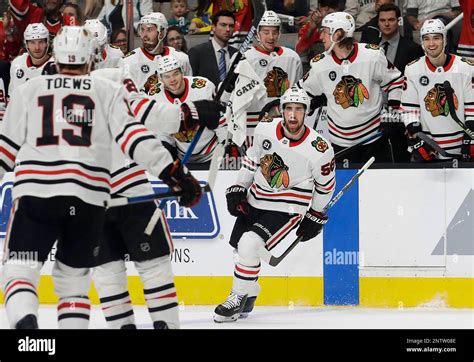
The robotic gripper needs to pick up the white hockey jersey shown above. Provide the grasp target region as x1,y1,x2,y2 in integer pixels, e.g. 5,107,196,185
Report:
0,73,173,206
151,76,224,163
96,44,125,69
123,46,192,94
91,67,181,197
238,46,303,135
9,53,55,94
237,118,336,215
401,55,474,156
299,43,404,148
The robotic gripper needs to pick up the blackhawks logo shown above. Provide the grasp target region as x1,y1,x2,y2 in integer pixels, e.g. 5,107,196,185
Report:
311,52,325,63
333,75,369,109
174,128,198,143
260,152,290,189
365,44,380,50
424,83,459,117
264,66,290,97
461,57,474,66
311,137,329,153
143,74,161,95
191,78,207,89
217,0,245,12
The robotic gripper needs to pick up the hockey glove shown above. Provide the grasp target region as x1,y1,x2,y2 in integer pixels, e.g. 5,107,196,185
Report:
461,121,474,161
225,141,241,159
225,185,250,218
296,209,328,242
41,61,57,75
159,160,202,208
180,100,225,131
405,122,436,162
379,107,404,137
257,99,281,122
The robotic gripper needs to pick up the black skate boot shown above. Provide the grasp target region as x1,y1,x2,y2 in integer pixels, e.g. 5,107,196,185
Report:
15,314,39,329
121,324,137,329
153,321,169,329
213,293,248,323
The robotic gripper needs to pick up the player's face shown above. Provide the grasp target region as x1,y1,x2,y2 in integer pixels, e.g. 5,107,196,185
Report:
26,39,49,60
320,27,333,51
378,10,398,37
113,33,128,54
212,16,235,44
160,69,185,94
167,30,184,50
140,24,160,51
422,33,444,58
258,26,279,52
283,103,306,135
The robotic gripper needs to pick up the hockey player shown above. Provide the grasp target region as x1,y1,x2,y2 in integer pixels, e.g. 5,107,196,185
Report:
214,87,336,323
123,12,192,93
401,19,474,162
0,26,203,329
234,10,303,144
298,12,404,163
89,55,223,329
9,23,55,94
84,19,124,69
150,55,225,164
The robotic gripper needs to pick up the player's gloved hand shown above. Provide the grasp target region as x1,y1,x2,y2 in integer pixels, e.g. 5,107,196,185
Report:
257,99,281,122
405,122,436,162
225,185,250,218
225,141,241,159
296,208,328,242
159,160,202,208
461,139,474,161
41,61,57,75
379,107,404,137
407,138,437,162
180,100,225,131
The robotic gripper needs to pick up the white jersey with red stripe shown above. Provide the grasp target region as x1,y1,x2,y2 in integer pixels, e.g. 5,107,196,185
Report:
0,73,173,207
298,43,403,148
91,67,181,197
239,46,303,134
123,46,192,94
151,76,223,163
236,118,336,215
401,54,474,156
96,44,125,69
9,53,55,94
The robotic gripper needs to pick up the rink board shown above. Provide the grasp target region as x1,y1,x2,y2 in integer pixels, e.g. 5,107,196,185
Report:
0,168,472,307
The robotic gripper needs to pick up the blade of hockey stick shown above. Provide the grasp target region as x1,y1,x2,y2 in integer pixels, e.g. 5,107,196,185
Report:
443,81,474,140
261,157,375,267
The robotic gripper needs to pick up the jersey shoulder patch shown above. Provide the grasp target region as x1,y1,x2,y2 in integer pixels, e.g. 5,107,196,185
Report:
124,50,136,58
461,57,474,66
311,52,325,63
191,77,207,89
311,137,329,153
365,43,380,50
407,57,420,67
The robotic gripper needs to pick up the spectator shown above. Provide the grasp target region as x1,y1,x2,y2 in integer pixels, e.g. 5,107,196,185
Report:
406,0,461,31
62,2,85,24
188,10,237,87
267,0,310,33
84,0,104,19
296,0,340,73
195,0,253,46
110,28,128,54
345,0,377,29
98,0,153,33
164,25,188,52
457,0,474,59
188,5,212,34
167,0,193,34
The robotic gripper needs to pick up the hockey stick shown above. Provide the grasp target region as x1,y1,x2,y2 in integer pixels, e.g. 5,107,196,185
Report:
105,184,211,208
259,156,375,267
335,132,383,159
126,0,133,51
416,132,461,159
443,81,474,140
